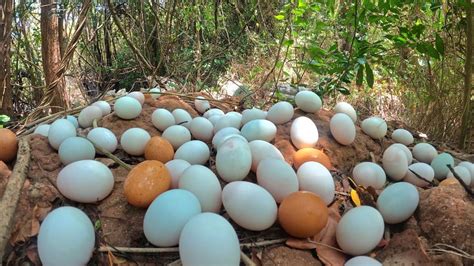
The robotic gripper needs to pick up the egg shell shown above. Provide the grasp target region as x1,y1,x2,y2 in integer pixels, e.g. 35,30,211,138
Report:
165,159,191,188
114,96,142,119
66,115,79,128
345,256,382,266
293,148,332,170
145,136,174,163
248,140,284,172
216,134,248,150
162,125,191,150
144,189,201,247
376,182,419,224
447,166,471,186
216,137,252,182
296,162,335,205
124,160,171,208
330,113,356,145
458,162,474,183
266,101,294,124
38,207,94,266
149,87,162,99
290,116,319,149
241,119,277,142
352,162,386,189
391,129,414,146
361,117,387,139
222,181,277,231
34,124,50,137
257,159,299,203
127,91,145,105
403,163,434,187
194,96,211,114
336,206,384,255
0,128,18,162
179,165,222,212
152,108,176,131
334,102,357,122
295,91,322,113
179,213,240,266
278,191,328,238
212,127,240,148
382,146,408,181
214,113,242,132
172,109,192,128
48,119,77,150
79,105,101,128
390,143,412,164
58,137,95,165
203,108,224,118
91,100,111,116
430,153,455,180
120,128,151,156
241,108,267,125
174,140,210,165
57,160,114,203
190,117,214,142
208,114,224,126
87,127,118,154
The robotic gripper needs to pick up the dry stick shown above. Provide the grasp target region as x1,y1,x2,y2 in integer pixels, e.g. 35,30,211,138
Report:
446,164,474,196
0,137,31,259
80,137,132,171
409,169,437,186
143,91,234,104
240,251,256,266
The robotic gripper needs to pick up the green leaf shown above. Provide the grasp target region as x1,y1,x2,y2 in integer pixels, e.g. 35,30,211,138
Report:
365,62,374,88
338,87,351,95
416,42,440,59
282,39,294,47
356,64,364,86
435,33,445,56
94,219,101,230
0,115,10,126
274,14,285,20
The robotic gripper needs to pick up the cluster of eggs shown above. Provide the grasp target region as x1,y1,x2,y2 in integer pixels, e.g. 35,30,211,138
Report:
32,87,474,266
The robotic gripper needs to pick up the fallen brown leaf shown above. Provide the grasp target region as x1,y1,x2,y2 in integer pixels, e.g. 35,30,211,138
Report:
26,245,41,266
0,160,12,179
286,238,318,250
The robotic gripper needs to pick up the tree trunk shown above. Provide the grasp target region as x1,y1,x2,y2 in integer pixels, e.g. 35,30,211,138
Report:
459,1,473,149
0,0,14,116
40,0,69,110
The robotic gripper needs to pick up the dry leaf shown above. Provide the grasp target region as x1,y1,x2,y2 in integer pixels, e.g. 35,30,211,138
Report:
29,218,40,237
286,238,318,250
26,245,41,266
350,189,361,207
0,160,12,179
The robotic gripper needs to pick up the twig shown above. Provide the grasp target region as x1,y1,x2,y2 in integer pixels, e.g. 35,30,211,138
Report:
409,169,436,186
81,137,132,171
240,251,256,266
306,239,345,253
446,164,473,196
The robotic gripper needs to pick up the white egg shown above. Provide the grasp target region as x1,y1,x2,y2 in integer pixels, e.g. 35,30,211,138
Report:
179,213,240,266
447,166,471,186
361,117,387,139
120,128,151,156
222,181,277,231
194,96,211,114
241,108,267,125
295,91,322,113
412,143,438,163
48,119,77,150
144,189,201,247
66,115,79,128
149,87,161,99
203,108,225,118
390,143,412,164
214,113,242,132
248,140,284,172
430,153,455,180
212,127,240,148
174,140,210,165
87,127,118,154
58,137,95,165
266,101,294,124
241,119,277,142
257,159,299,203
152,108,176,131
57,160,114,203
352,162,386,189
179,165,222,212
114,96,142,119
290,116,319,149
127,91,145,105
190,117,214,142
336,206,384,255
403,163,434,187
216,137,252,182
297,162,335,205
162,125,191,150
345,256,382,266
391,129,414,146
457,162,474,182
382,146,408,181
377,182,419,224
91,100,111,116
330,113,356,145
172,109,192,128
78,106,103,128
165,159,191,188
34,124,50,137
38,207,94,266
208,114,224,126
334,102,357,122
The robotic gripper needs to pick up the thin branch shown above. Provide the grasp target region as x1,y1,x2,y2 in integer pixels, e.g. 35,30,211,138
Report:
446,164,473,196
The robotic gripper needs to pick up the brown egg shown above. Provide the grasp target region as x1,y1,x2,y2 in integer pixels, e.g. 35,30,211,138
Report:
124,160,171,208
144,136,174,163
278,191,328,238
0,128,18,162
293,148,332,169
